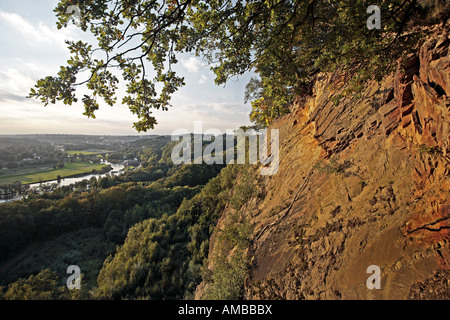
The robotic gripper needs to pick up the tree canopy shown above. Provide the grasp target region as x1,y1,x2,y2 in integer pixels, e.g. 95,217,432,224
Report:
28,0,437,130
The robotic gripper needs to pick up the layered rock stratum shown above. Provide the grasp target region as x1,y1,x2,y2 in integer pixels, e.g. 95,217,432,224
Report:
197,24,449,300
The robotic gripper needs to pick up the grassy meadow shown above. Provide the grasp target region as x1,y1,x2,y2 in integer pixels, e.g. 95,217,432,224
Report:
0,161,107,185
64,150,111,156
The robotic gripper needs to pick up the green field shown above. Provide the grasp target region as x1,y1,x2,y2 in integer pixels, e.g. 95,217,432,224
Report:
0,162,107,185
65,150,111,156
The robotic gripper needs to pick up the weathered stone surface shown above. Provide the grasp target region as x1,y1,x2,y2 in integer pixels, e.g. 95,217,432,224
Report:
196,25,450,300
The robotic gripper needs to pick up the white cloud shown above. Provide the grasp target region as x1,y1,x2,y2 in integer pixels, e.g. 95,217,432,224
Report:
0,10,76,50
0,68,36,102
162,101,249,125
199,74,208,84
180,57,204,73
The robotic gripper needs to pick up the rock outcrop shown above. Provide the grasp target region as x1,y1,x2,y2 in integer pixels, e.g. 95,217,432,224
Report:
197,24,449,300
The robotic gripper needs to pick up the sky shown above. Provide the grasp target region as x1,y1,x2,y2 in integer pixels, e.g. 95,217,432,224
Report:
0,0,253,136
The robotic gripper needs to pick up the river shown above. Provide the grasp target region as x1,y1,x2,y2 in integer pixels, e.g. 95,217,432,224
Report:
0,161,126,204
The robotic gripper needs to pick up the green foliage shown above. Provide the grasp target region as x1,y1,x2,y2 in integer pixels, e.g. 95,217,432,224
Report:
94,164,241,299
95,214,191,299
417,0,450,24
0,268,91,300
200,167,257,300
203,212,252,300
0,139,260,301
1,269,64,300
230,166,256,210
249,96,291,129
29,0,431,131
203,249,248,300
219,212,253,251
313,156,352,175
245,77,292,128
0,175,204,290
418,144,443,155
163,164,224,188
0,136,240,299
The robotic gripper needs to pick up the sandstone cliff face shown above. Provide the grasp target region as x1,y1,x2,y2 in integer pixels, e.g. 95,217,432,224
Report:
198,25,449,300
